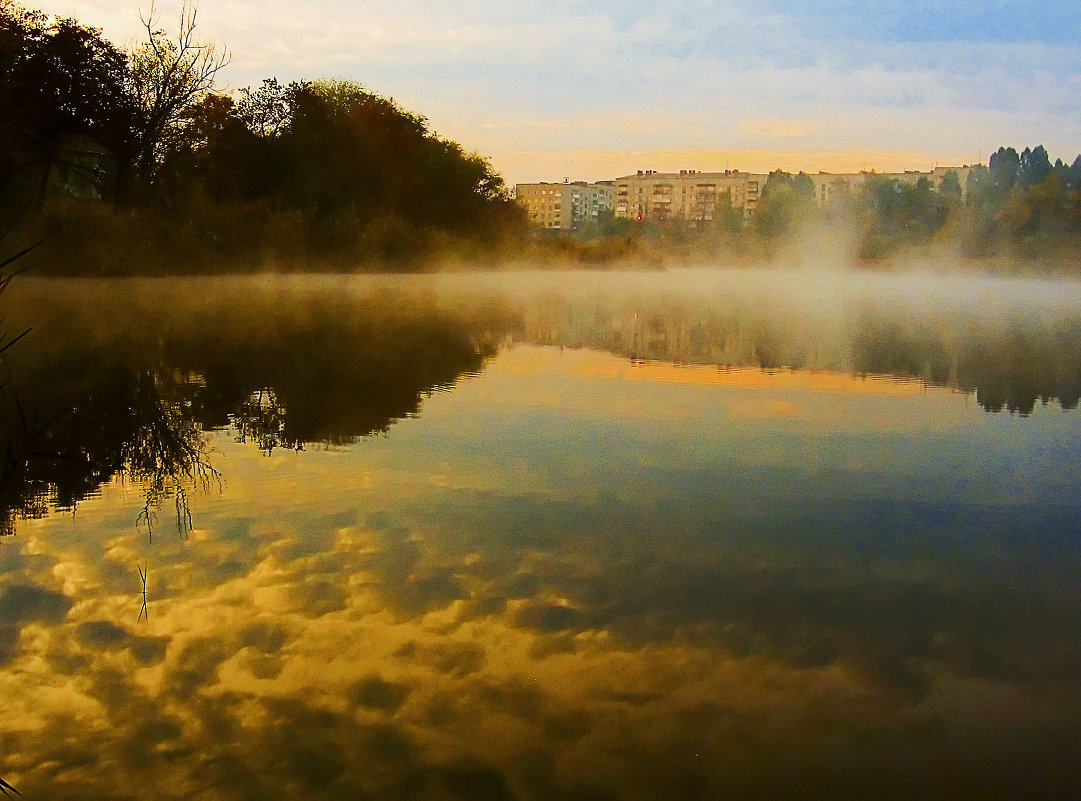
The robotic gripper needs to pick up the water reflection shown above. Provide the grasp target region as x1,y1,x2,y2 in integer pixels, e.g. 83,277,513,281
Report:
1,271,1080,799
0,278,511,532
4,271,1081,533
505,270,1081,414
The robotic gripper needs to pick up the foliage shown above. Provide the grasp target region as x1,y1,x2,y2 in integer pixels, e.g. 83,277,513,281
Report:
0,2,525,273
856,174,949,258
712,191,744,234
121,1,229,204
753,170,816,237
0,1,131,208
959,147,1081,260
0,280,512,537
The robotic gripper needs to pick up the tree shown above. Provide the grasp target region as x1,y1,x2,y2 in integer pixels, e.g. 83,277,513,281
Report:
939,169,962,201
753,170,816,237
712,190,743,233
235,77,291,139
1023,173,1066,234
173,92,259,202
792,171,815,201
0,4,131,206
854,174,949,257
118,1,229,204
965,164,990,203
1019,145,1052,189
989,146,1020,194
261,78,515,233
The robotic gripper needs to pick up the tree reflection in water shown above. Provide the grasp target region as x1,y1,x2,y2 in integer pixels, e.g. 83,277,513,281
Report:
515,278,1081,415
850,309,1081,414
3,271,1080,538
1,242,50,538
123,368,222,538
233,387,295,454
0,280,513,536
0,362,220,539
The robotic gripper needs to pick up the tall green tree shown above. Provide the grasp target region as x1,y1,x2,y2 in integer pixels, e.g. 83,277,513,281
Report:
754,170,816,237
989,146,1021,194
712,190,743,233
855,174,949,257
1019,145,1052,189
939,169,962,201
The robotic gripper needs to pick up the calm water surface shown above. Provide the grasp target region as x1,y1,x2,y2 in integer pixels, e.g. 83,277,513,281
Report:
1,269,1080,799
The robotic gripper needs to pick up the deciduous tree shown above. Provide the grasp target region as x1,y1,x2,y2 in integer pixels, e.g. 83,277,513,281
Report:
119,1,228,204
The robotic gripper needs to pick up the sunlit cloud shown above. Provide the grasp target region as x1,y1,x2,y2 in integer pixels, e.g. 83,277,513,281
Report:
488,146,977,186
741,118,819,139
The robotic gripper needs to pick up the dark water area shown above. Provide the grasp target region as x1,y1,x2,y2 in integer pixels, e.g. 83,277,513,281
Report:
1,269,1080,799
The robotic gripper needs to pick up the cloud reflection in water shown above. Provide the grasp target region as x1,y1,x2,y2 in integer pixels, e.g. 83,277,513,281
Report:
2,337,1080,799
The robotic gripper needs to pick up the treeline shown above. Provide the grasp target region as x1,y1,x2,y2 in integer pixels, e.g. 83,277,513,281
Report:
755,146,1081,262
0,2,525,273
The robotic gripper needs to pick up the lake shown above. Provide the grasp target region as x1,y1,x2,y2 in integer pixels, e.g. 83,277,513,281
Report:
1,269,1080,799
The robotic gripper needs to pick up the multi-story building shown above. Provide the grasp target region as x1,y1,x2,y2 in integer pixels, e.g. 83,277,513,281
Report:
805,166,974,207
614,169,765,223
520,166,975,227
515,181,616,230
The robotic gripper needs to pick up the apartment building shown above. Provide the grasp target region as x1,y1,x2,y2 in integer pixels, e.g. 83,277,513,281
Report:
806,166,974,207
614,169,765,222
519,166,974,227
515,181,616,230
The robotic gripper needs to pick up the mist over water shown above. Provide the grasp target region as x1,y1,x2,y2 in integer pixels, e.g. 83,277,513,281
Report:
1,267,1080,799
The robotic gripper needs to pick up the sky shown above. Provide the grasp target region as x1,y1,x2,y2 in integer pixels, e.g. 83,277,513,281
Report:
23,0,1081,186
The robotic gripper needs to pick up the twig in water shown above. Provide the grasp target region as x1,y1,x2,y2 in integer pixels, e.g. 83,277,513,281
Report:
138,563,149,622
0,775,21,796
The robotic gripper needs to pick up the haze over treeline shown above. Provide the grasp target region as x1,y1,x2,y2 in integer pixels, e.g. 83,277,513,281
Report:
562,149,1081,270
2,1,1080,274
746,149,1081,264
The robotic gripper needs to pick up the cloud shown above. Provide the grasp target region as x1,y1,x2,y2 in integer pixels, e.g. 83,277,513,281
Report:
0,583,73,626
74,620,129,648
163,636,235,699
28,0,1081,184
432,758,518,801
511,600,589,633
0,625,20,666
283,579,348,617
741,118,820,139
348,674,411,712
0,583,73,665
395,639,487,678
4,279,1081,797
74,620,170,664
236,620,290,653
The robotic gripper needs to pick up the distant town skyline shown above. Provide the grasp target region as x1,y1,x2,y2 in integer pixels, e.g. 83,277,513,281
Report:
26,0,1081,187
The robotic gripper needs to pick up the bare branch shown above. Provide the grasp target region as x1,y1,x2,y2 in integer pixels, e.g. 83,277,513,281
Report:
128,0,229,194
